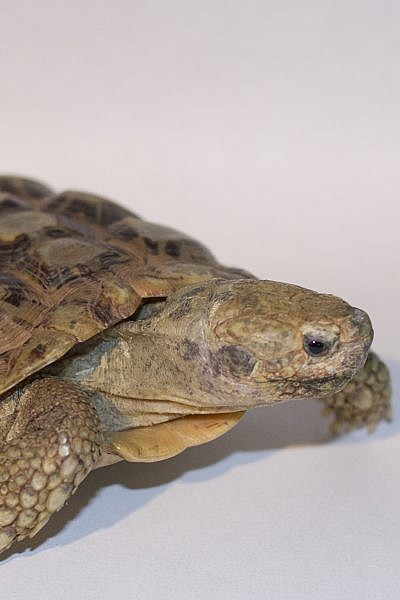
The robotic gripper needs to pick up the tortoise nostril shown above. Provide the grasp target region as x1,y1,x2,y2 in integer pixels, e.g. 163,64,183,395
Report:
352,308,368,325
351,308,373,344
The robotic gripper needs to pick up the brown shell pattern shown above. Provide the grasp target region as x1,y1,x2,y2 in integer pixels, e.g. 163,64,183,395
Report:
0,176,248,396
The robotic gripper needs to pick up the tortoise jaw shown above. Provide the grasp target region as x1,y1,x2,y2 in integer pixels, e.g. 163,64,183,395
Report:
279,374,351,399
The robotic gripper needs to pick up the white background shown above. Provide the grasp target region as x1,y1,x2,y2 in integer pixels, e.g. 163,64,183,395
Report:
0,1,399,598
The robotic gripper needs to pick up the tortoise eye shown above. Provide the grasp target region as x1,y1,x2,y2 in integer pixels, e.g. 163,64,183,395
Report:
303,337,329,357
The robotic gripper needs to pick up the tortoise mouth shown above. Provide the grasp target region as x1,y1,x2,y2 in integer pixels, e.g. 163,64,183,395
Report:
279,374,351,397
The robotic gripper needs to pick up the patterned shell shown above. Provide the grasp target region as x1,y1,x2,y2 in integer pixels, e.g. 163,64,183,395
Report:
0,176,247,396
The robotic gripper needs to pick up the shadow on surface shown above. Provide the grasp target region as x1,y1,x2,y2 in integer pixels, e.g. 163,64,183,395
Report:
2,356,399,562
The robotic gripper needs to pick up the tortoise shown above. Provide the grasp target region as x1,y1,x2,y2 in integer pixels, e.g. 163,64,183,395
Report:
0,175,391,555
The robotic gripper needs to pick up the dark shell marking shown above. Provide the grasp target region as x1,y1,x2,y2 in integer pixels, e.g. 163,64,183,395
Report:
0,194,31,214
0,176,53,208
0,176,251,395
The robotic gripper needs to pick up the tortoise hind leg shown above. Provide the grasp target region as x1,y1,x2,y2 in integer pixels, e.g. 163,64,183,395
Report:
320,351,392,434
0,378,103,555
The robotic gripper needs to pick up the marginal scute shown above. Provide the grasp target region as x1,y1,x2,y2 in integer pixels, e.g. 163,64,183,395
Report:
0,193,31,214
0,176,53,202
0,212,56,242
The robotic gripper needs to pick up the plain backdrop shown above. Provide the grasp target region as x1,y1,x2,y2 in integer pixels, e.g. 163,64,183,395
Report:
0,2,399,599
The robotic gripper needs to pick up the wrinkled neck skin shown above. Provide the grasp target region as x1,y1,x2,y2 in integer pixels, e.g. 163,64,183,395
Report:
50,279,372,430
52,302,269,426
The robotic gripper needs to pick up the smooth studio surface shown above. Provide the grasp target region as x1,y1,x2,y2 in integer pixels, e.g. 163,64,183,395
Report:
0,2,399,598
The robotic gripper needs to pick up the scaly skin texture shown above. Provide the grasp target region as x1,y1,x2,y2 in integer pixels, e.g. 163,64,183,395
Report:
320,351,391,433
0,378,103,554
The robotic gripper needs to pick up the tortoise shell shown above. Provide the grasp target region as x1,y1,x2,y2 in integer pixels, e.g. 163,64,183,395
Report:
0,176,248,396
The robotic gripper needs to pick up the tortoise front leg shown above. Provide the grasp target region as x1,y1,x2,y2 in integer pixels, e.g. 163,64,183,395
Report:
320,351,392,434
0,378,103,555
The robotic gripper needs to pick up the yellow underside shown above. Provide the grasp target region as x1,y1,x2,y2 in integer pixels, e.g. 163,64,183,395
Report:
97,411,245,466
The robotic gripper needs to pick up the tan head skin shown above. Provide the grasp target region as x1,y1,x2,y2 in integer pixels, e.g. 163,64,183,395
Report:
54,279,373,428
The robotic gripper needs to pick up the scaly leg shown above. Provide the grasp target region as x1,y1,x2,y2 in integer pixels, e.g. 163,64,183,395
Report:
320,351,392,434
0,378,103,554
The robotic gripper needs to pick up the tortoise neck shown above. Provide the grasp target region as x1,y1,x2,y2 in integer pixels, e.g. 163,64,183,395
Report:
0,387,25,443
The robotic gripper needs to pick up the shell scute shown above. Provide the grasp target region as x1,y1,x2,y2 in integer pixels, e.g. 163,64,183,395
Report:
0,177,244,395
44,191,138,227
0,176,53,205
0,194,31,215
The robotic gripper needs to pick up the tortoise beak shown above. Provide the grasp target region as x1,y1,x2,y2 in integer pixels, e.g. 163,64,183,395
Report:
351,307,373,353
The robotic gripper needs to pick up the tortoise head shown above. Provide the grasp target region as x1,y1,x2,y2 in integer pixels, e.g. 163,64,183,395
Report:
153,279,373,408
